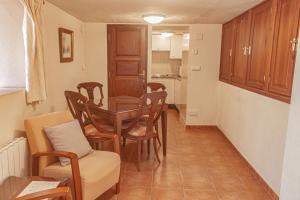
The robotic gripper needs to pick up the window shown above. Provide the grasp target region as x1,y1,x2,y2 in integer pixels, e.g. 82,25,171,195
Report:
0,0,25,88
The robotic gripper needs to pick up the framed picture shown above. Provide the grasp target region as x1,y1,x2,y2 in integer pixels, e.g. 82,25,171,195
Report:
59,28,74,62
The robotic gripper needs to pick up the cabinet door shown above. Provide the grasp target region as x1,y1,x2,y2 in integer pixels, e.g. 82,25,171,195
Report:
269,0,300,97
152,35,170,51
246,0,275,90
219,20,235,81
232,12,251,85
170,35,183,59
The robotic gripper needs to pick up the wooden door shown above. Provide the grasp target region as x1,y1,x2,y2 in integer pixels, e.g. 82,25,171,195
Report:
269,0,300,97
107,25,148,97
219,20,235,81
246,0,276,91
232,12,251,85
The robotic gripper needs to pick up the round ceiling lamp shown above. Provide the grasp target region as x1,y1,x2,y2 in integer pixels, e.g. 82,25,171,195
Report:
143,14,165,24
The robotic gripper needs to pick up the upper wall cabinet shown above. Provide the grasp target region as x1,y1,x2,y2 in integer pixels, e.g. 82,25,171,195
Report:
269,0,300,97
220,20,235,81
246,0,275,91
232,12,251,85
219,0,299,103
170,35,183,59
152,35,171,51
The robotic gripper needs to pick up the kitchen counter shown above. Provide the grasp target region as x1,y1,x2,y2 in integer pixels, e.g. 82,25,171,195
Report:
151,74,182,81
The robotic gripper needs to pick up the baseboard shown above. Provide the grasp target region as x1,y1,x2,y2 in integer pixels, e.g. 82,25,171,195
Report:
185,125,218,130
186,125,279,200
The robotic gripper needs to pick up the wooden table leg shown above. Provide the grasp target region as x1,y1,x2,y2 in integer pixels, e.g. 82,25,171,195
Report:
161,110,167,156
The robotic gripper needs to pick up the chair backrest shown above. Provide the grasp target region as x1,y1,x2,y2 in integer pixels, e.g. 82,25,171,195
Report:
85,103,116,133
24,111,73,174
77,82,104,101
147,82,166,92
143,91,167,133
64,91,90,132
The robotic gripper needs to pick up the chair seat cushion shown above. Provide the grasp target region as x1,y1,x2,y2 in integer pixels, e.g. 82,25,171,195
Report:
42,150,120,200
128,125,146,137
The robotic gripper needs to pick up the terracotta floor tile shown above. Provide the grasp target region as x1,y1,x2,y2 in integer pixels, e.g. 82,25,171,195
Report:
96,110,270,200
117,187,151,200
152,188,184,200
184,189,220,200
121,171,153,188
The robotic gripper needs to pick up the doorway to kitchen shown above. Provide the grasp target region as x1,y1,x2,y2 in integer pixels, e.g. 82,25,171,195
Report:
150,26,189,122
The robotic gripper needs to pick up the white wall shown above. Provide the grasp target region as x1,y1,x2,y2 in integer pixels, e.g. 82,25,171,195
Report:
186,24,222,125
280,38,300,200
84,23,108,97
217,83,289,193
0,2,86,147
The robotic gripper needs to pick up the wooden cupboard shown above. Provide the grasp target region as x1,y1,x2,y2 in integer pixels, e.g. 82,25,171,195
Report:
219,20,235,81
219,0,300,103
232,12,251,85
269,0,300,97
246,0,275,91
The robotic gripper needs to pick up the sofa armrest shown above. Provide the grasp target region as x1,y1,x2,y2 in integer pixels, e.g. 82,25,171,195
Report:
32,151,82,200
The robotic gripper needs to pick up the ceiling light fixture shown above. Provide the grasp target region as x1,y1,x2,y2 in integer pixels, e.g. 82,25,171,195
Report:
143,14,165,24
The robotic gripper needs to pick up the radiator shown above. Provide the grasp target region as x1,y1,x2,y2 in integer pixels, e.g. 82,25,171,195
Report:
0,137,28,184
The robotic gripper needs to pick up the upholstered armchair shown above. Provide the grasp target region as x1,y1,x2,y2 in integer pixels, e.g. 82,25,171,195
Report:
24,111,121,200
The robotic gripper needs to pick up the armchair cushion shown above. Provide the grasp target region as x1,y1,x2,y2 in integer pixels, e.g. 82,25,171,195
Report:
42,150,120,200
44,120,92,166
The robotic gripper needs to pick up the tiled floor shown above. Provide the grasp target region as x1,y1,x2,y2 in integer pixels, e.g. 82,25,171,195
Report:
97,110,272,200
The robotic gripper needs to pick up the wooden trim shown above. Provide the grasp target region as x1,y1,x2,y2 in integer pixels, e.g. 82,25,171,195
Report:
216,126,279,200
59,28,74,63
219,79,290,103
32,151,82,200
185,125,218,130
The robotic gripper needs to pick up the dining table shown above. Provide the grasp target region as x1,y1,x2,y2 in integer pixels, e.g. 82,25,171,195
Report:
89,96,168,156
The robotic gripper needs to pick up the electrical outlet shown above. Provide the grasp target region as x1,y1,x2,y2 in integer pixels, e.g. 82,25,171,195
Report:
189,111,198,116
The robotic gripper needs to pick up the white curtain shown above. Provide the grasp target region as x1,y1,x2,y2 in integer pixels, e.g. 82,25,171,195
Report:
20,0,46,103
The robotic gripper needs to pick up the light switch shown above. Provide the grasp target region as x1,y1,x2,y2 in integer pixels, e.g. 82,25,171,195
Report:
191,66,201,71
193,49,199,55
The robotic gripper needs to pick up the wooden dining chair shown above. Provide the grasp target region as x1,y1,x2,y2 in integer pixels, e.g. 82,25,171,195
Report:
122,91,167,171
144,82,167,146
147,82,166,92
64,91,112,148
77,82,104,101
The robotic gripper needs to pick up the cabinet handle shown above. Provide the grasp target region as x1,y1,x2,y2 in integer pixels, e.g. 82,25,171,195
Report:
248,46,251,55
243,47,247,55
290,38,298,52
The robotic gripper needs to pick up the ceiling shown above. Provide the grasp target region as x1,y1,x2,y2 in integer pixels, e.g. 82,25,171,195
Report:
47,0,264,24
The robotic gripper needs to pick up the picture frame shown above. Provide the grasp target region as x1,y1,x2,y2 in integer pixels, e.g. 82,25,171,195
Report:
58,28,74,63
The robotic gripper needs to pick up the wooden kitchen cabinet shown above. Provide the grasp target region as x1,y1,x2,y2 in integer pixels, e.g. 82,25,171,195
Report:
152,35,170,51
268,0,300,98
232,11,251,85
219,0,299,103
219,20,235,81
246,0,275,91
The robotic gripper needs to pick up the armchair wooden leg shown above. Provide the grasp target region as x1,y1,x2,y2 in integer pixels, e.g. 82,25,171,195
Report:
137,141,141,171
116,182,120,194
153,137,160,164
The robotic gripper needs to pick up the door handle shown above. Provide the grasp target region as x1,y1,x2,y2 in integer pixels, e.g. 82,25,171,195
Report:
290,38,298,52
248,46,251,55
243,46,248,56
